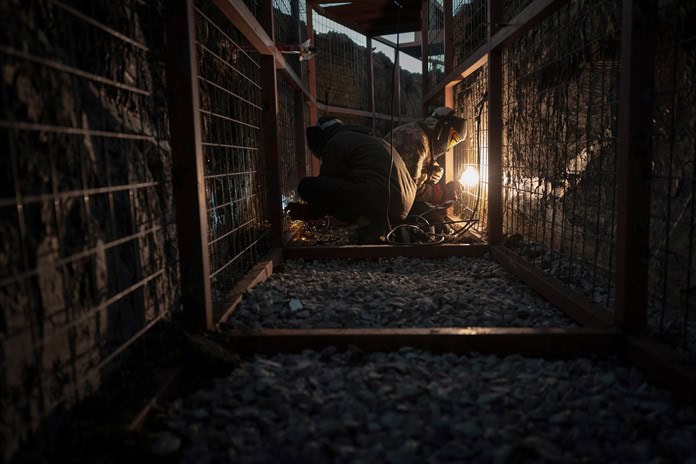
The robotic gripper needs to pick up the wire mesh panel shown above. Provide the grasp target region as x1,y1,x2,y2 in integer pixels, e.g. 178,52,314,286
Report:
648,0,696,358
0,0,176,459
503,0,534,22
195,1,271,313
277,77,301,209
372,41,423,130
274,0,308,81
453,66,489,237
427,0,445,87
501,0,622,311
373,42,398,117
452,0,487,67
313,12,369,110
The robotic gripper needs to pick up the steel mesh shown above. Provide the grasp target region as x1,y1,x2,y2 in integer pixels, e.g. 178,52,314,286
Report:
501,0,622,311
452,0,487,67
648,0,696,357
0,0,176,459
453,66,489,236
195,0,271,313
427,0,445,87
313,12,369,111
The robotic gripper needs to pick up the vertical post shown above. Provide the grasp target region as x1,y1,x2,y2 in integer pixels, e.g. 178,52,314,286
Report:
306,5,319,175
394,46,402,121
367,37,376,134
421,0,430,117
444,85,454,183
260,0,284,249
291,0,307,178
487,0,503,245
443,0,454,185
166,0,212,329
615,0,656,333
444,0,453,76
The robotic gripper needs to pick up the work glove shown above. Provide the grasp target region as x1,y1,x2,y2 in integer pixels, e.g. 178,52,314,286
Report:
443,180,463,202
286,202,314,221
426,164,444,184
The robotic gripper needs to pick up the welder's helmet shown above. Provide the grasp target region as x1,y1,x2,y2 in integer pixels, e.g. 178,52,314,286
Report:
424,107,467,157
306,116,343,158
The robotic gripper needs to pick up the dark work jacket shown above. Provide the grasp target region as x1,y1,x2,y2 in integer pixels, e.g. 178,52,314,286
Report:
319,126,416,222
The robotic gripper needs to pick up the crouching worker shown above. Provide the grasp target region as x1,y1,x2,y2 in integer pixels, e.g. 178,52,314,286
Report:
385,107,468,234
286,117,416,244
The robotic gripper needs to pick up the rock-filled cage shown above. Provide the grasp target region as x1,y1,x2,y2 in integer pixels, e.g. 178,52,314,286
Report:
1,0,695,462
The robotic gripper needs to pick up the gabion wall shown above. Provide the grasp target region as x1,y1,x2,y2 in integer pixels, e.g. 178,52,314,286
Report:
648,0,696,357
501,0,622,312
453,66,489,237
427,0,445,88
195,0,272,316
452,0,487,67
0,0,178,460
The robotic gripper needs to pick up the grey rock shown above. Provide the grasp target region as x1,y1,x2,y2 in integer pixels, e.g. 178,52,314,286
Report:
151,432,181,456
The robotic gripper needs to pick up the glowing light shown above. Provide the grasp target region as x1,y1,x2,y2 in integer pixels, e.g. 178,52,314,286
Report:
459,166,479,187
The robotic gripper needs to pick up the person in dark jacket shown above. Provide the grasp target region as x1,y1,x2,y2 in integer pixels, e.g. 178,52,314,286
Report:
286,116,416,244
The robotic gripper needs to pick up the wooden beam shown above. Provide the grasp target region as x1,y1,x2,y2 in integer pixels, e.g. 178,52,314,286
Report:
222,327,622,357
284,243,490,260
366,37,376,134
317,102,416,123
491,246,614,327
260,0,284,249
306,5,320,175
487,0,503,245
166,0,213,330
614,0,656,333
215,249,283,326
623,335,696,405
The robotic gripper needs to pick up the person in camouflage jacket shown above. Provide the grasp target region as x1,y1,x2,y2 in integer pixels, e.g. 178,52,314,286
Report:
384,107,468,232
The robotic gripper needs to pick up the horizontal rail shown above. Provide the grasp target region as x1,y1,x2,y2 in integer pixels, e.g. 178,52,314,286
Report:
0,181,160,209
623,335,696,405
49,0,149,51
284,243,490,260
0,45,151,96
316,102,418,123
222,327,622,356
0,225,162,288
0,120,156,142
491,245,614,328
215,248,283,326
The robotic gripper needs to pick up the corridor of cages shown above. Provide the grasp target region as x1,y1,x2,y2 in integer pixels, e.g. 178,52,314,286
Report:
1,0,695,461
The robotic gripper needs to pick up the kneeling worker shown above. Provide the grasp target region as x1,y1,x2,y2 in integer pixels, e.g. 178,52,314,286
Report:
286,117,416,244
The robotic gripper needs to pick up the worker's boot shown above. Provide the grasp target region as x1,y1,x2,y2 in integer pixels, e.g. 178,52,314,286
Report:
353,218,386,244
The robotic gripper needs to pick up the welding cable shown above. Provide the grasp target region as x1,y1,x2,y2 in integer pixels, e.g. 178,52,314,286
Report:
384,0,402,239
384,211,445,245
385,223,446,245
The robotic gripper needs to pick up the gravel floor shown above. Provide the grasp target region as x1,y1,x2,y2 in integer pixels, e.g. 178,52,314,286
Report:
226,256,577,329
151,348,696,463
150,255,696,463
